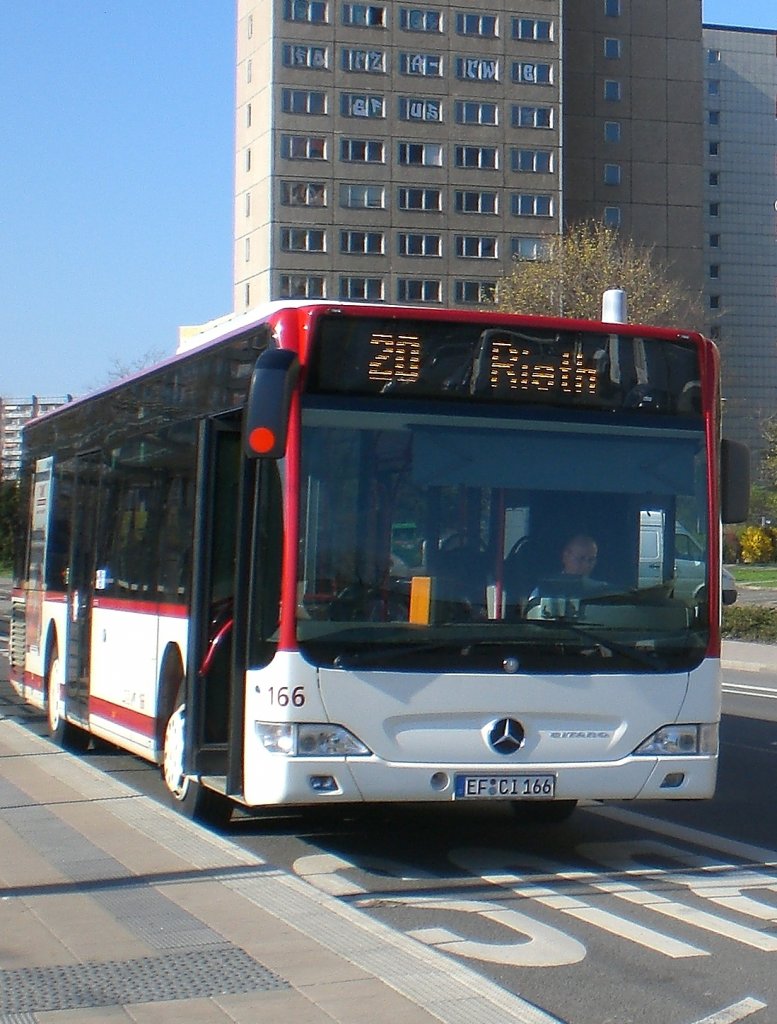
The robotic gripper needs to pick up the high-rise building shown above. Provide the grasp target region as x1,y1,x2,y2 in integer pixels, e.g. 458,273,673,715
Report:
234,0,704,312
0,396,72,482
702,24,777,459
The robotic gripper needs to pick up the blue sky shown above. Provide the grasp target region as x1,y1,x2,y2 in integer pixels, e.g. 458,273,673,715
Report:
2,2,775,398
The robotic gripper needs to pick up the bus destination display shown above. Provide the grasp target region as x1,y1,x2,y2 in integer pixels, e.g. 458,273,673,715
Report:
308,316,703,416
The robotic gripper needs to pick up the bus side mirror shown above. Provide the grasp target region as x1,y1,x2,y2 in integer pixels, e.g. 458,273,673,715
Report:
243,349,300,459
721,438,750,524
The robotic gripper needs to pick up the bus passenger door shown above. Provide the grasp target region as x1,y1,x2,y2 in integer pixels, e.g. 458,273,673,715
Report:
186,416,243,782
65,452,102,726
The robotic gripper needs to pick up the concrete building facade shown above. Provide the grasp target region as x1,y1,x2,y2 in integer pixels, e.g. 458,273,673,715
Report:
702,24,777,460
0,396,72,482
234,0,704,313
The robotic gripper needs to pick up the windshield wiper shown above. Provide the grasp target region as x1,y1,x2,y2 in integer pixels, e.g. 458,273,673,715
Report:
332,641,459,669
525,618,674,670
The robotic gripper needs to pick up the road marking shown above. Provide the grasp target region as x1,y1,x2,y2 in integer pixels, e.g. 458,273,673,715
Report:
450,847,707,959
590,804,777,868
689,996,767,1023
723,682,777,699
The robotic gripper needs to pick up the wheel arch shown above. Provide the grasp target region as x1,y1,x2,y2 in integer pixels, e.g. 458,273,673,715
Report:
155,642,185,760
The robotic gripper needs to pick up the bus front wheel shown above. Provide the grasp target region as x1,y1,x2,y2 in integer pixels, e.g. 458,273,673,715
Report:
161,700,232,828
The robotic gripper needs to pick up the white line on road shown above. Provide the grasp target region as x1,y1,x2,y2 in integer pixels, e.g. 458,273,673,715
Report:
723,682,777,699
689,996,767,1024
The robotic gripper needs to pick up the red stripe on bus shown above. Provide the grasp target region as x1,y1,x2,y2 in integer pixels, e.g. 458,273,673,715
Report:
89,696,156,738
92,597,188,618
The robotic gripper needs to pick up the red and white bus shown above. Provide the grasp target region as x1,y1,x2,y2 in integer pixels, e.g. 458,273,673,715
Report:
10,301,749,825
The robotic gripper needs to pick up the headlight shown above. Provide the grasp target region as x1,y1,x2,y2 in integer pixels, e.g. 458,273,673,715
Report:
634,724,718,757
254,721,371,757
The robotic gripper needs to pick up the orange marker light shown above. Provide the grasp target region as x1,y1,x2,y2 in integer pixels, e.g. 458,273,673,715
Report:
249,426,276,454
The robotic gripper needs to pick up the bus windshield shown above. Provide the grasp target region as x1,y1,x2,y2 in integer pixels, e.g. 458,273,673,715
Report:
296,398,709,673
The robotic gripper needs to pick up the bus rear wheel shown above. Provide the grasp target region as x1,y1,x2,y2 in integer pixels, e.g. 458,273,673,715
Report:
46,650,90,752
161,700,232,828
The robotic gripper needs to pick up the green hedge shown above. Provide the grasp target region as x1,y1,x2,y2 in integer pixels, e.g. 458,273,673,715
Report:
722,605,777,643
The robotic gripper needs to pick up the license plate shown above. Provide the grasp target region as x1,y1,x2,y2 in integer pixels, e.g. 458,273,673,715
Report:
454,774,556,800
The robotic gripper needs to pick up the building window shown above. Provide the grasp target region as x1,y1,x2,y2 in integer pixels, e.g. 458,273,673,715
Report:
603,207,621,227
604,37,621,59
456,57,499,81
340,183,386,208
398,96,442,121
245,192,251,217
604,0,620,16
280,275,325,299
280,181,327,206
455,280,496,304
511,193,553,217
399,8,442,33
282,89,328,115
341,93,386,118
399,52,443,76
343,4,386,26
455,145,498,169
456,235,497,259
340,277,384,300
244,237,251,262
246,59,252,83
245,148,252,172
511,148,553,173
455,100,498,125
398,232,442,256
708,79,720,95
709,202,720,217
709,233,720,247
603,163,621,185
513,18,552,41
709,295,720,310
708,110,720,126
603,80,621,101
707,48,721,63
708,171,719,186
398,187,443,211
340,138,385,162
455,13,497,37
512,105,553,129
455,190,498,214
709,264,720,279
284,1,328,24
281,135,327,160
280,227,326,252
342,48,386,72
398,141,444,166
340,230,385,254
397,278,442,302
512,236,547,260
282,44,329,69
604,120,621,142
708,141,719,156
511,61,552,85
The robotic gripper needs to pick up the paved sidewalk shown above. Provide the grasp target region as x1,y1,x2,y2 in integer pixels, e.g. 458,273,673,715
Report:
0,716,556,1024
722,639,777,674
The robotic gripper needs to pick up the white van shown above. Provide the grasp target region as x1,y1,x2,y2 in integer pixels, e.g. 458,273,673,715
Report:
639,510,737,605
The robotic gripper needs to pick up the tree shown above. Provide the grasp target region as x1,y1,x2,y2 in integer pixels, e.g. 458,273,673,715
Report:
494,221,705,328
0,481,19,572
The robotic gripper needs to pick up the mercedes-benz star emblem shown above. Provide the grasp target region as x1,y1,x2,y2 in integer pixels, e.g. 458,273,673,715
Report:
488,718,525,755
